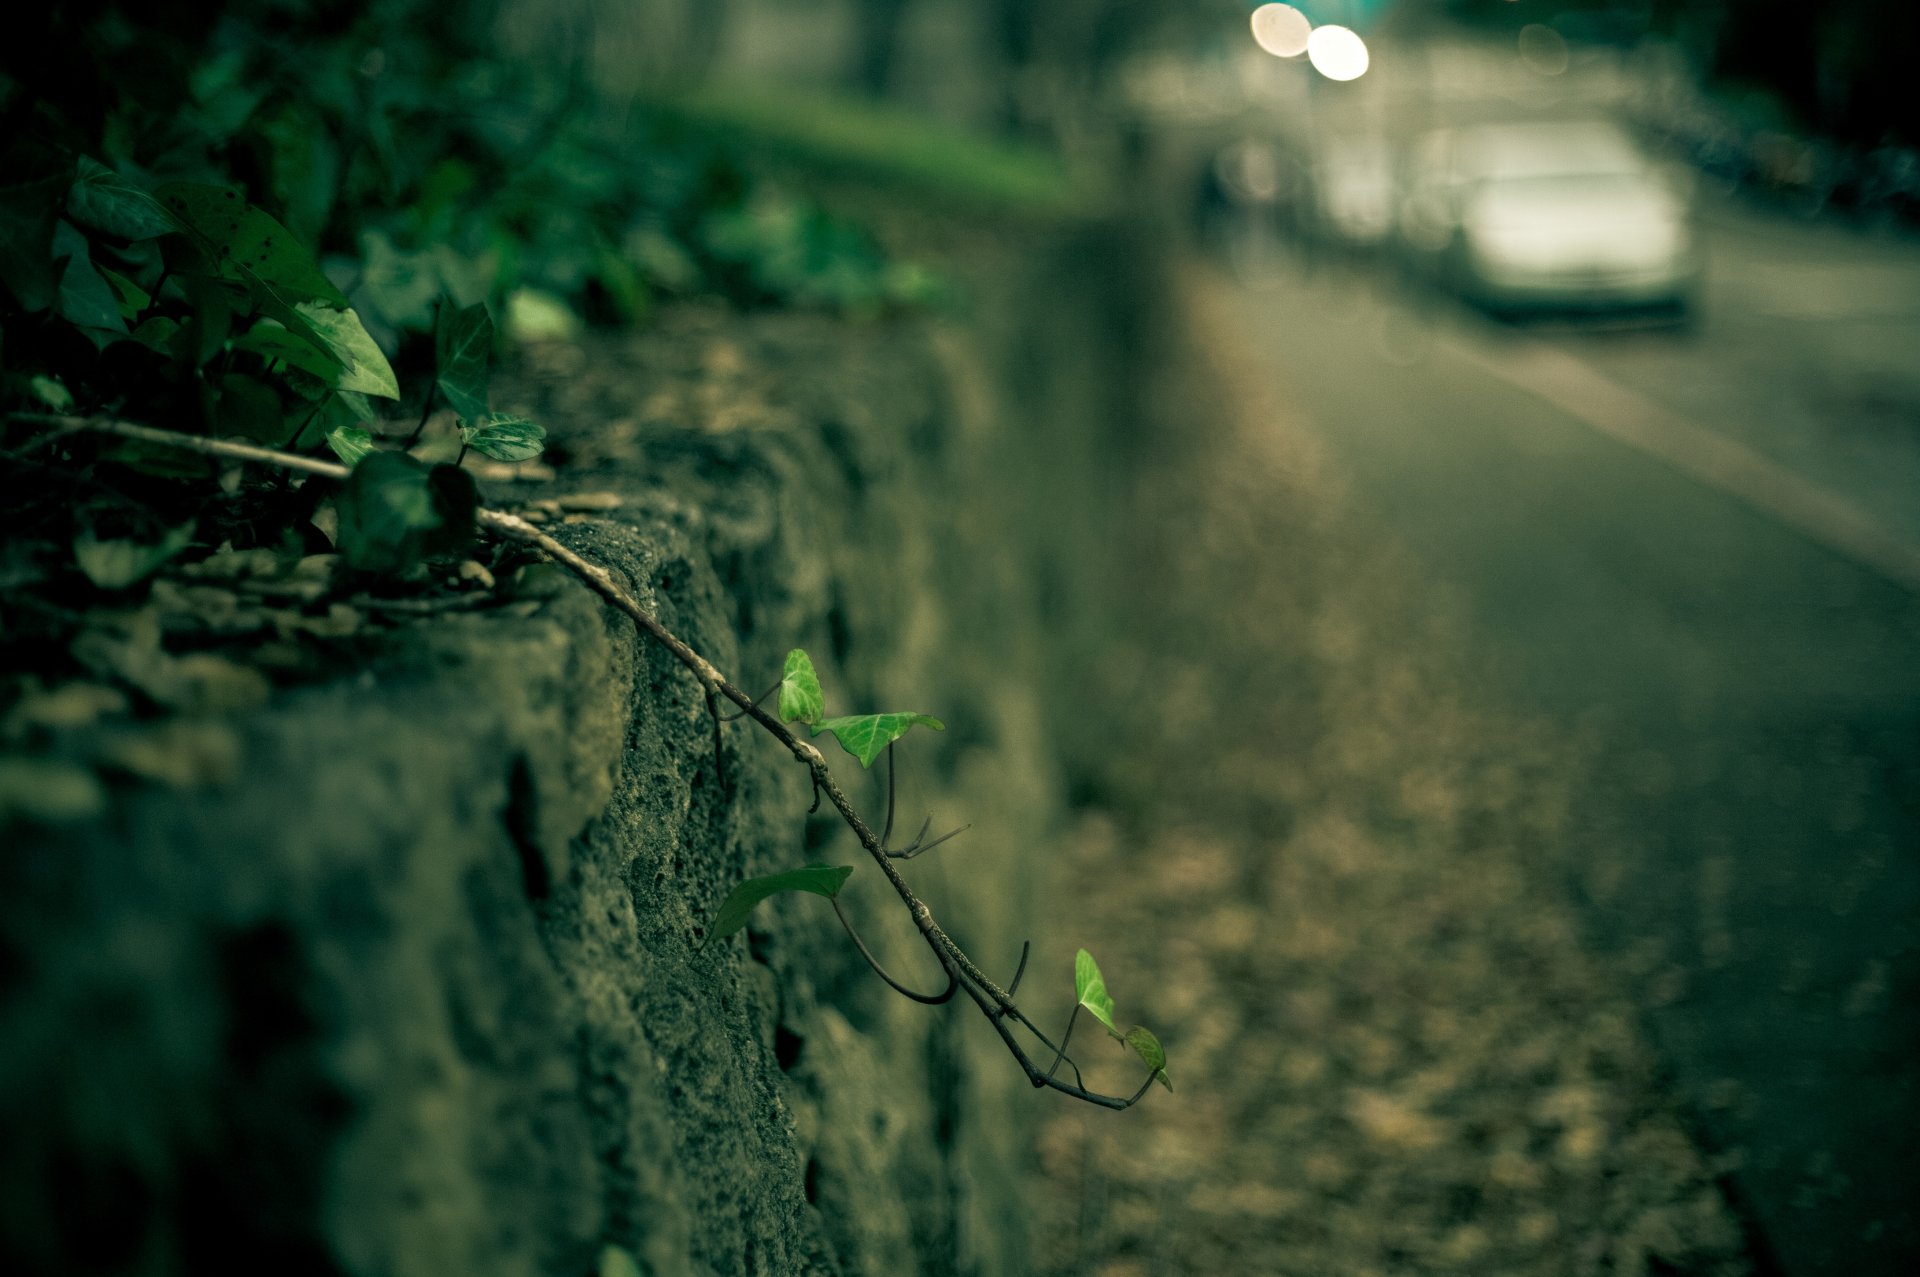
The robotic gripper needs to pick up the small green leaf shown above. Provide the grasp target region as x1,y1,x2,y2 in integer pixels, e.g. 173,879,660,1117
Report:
326,425,375,466
67,158,174,240
54,223,127,335
28,375,73,412
335,452,475,574
1074,948,1119,1036
459,412,545,462
812,711,944,769
295,302,399,399
232,320,348,384
155,182,348,306
1123,1026,1172,1091
98,265,151,319
778,648,825,725
705,864,853,945
433,300,493,423
74,523,195,590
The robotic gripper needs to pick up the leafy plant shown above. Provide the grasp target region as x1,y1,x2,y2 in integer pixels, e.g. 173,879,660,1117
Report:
2,0,933,593
2,0,1148,1112
700,647,1171,1107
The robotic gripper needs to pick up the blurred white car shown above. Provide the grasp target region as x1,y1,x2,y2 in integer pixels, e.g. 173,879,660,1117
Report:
1398,119,1700,317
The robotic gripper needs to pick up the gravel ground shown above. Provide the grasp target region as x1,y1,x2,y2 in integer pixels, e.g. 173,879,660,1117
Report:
1031,262,1757,1277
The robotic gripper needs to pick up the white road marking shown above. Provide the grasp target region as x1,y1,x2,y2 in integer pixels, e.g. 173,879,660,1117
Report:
1448,335,1920,593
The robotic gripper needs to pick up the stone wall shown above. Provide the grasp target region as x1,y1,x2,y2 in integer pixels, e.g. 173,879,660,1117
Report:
1,221,1162,1277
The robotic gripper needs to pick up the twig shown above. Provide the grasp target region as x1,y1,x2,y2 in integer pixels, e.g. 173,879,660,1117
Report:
15,412,1161,1109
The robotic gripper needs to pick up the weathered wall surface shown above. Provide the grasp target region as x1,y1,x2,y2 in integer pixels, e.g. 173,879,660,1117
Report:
0,223,1158,1277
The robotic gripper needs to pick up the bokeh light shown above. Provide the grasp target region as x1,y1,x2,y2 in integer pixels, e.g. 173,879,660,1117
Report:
1250,4,1312,60
1306,25,1370,82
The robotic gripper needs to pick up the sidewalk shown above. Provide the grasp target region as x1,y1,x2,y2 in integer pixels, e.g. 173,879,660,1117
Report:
1032,260,1756,1277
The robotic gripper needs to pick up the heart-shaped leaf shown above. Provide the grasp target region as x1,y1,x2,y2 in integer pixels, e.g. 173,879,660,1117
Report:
335,452,475,573
778,648,825,725
1074,948,1119,1036
811,711,944,769
434,300,493,423
1123,1026,1173,1092
459,412,545,462
67,158,173,240
704,864,853,946
232,319,348,384
155,182,348,306
295,301,399,399
53,223,127,335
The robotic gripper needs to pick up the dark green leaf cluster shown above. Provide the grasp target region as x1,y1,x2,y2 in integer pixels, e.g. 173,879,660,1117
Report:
1,0,929,587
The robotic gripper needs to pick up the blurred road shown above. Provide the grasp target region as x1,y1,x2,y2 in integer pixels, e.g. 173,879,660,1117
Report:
1215,197,1920,1274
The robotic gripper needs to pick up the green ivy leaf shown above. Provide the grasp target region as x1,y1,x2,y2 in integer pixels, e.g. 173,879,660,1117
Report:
704,864,853,946
53,222,127,335
155,182,348,306
309,391,377,450
335,452,476,574
98,265,150,319
459,412,545,462
433,300,493,423
74,523,195,590
811,711,944,769
1074,948,1119,1037
231,319,348,384
294,301,399,399
1123,1026,1173,1092
67,158,173,240
778,648,825,726
325,425,375,467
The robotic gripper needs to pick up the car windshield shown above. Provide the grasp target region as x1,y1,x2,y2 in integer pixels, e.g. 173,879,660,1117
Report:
1456,123,1646,182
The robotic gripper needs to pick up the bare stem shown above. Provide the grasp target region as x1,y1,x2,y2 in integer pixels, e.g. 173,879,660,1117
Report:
830,897,956,1005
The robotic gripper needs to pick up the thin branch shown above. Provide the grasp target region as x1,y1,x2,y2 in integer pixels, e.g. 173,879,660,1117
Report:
1045,1004,1081,1085
880,742,966,858
1006,941,1031,998
14,413,1160,1109
15,414,349,479
830,897,956,1005
405,376,437,448
882,741,898,847
886,818,970,860
716,677,781,722
704,689,727,790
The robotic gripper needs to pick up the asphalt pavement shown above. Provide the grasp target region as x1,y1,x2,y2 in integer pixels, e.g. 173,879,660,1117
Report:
1213,203,1920,1275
